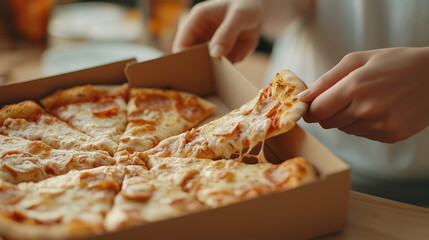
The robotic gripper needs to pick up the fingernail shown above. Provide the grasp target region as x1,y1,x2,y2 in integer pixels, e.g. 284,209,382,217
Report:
209,45,224,58
297,89,311,100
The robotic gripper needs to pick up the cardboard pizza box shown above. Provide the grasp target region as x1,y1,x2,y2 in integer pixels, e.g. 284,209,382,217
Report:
0,44,350,240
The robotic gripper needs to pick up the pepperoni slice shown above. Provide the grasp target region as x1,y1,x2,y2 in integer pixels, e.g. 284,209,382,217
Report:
176,97,205,122
0,185,24,204
2,151,42,174
91,98,120,117
79,172,120,191
136,93,174,111
122,183,155,201
213,121,240,137
264,164,291,186
128,110,161,124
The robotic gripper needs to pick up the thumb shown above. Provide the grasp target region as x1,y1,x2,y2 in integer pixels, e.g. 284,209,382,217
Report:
208,6,255,58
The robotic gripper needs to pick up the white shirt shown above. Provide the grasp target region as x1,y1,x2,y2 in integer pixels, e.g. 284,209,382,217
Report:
265,0,429,198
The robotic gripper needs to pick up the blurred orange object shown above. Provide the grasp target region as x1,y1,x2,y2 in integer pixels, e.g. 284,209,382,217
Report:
146,0,189,38
8,0,54,43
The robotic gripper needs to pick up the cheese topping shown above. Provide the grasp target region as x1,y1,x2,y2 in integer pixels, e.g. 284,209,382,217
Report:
0,166,124,232
104,166,205,231
0,135,116,184
147,156,316,208
117,88,215,153
145,70,308,163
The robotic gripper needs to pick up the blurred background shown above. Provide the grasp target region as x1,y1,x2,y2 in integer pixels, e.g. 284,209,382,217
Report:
0,0,271,85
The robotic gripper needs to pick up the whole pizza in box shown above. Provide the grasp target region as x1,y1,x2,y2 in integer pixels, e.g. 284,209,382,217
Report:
0,70,318,239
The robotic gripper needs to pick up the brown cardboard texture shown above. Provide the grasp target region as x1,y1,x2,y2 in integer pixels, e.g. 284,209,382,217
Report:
0,44,350,240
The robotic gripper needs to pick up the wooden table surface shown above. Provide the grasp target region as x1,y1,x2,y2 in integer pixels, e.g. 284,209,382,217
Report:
322,191,429,240
1,44,429,240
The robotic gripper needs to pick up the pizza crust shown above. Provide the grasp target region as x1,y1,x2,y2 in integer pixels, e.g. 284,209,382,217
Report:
40,84,128,110
0,101,43,126
268,69,308,137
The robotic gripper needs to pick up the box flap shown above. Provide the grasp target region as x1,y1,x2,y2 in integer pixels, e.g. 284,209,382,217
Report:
125,44,214,96
211,57,260,109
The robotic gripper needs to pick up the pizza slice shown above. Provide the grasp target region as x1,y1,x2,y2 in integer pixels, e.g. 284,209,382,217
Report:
118,88,215,153
40,84,129,154
0,166,124,240
145,70,308,161
0,135,116,184
148,156,318,208
0,100,112,154
104,165,206,231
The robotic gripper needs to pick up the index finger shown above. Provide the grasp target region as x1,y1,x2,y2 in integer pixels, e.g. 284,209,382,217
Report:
172,2,225,53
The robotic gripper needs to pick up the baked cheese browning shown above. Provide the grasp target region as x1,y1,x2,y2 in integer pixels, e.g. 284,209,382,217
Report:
104,166,206,231
113,150,147,167
144,70,308,161
0,166,124,240
40,84,129,154
40,84,128,110
147,156,318,208
0,101,44,125
0,101,113,153
0,135,116,184
118,88,215,153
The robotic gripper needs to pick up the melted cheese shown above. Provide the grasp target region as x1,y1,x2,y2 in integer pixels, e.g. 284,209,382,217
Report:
117,89,215,153
145,90,274,161
0,166,124,234
0,114,113,154
145,71,308,164
0,135,116,184
104,166,205,231
148,156,317,208
50,97,127,153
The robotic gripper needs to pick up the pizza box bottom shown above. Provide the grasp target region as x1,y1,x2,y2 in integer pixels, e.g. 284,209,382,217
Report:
0,44,350,240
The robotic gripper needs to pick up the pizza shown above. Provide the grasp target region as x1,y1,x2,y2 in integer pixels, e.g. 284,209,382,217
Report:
0,69,318,240
145,70,308,161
